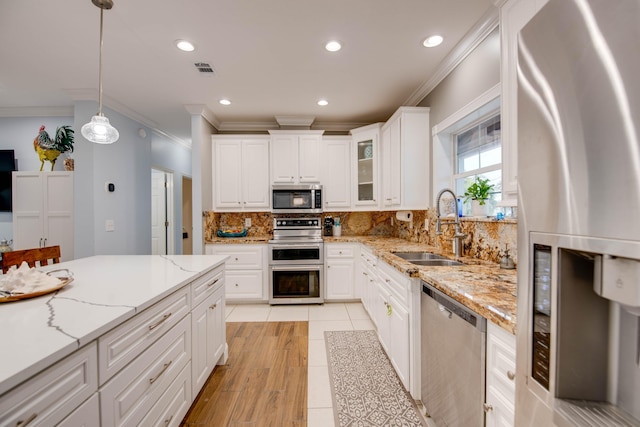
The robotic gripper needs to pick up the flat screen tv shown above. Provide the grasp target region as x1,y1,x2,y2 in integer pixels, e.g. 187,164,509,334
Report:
0,150,16,212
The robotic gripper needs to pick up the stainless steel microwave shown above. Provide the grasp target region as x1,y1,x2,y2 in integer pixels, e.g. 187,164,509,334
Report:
271,184,322,213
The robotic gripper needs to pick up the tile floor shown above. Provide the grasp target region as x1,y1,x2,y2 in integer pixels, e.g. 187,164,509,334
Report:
225,302,375,427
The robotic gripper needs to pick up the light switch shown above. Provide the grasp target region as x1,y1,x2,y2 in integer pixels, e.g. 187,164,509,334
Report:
106,219,115,232
245,218,251,228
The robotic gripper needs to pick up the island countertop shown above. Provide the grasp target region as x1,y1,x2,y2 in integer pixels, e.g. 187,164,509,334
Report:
0,254,227,396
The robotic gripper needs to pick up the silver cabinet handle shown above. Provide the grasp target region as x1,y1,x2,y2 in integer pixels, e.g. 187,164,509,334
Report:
164,415,174,426
507,371,515,381
483,403,493,412
16,413,37,427
210,303,217,309
148,313,172,331
235,283,239,287
149,360,172,384
208,278,220,287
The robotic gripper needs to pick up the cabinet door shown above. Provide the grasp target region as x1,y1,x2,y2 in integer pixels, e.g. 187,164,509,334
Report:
12,172,73,259
352,128,379,208
242,139,270,209
374,281,391,353
270,134,298,183
42,173,74,259
322,138,351,209
389,295,410,389
193,279,225,395
214,140,243,208
325,259,355,300
298,134,321,183
381,118,401,208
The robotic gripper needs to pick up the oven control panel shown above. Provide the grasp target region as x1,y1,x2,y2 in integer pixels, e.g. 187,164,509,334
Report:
274,218,321,228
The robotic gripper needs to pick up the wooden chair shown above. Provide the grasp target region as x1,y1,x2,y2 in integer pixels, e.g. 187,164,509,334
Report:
1,246,61,273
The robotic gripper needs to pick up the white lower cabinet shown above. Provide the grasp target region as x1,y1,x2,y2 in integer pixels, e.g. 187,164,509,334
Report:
100,314,192,426
191,282,225,396
0,342,98,427
0,264,227,427
485,322,516,427
207,244,267,301
325,243,358,300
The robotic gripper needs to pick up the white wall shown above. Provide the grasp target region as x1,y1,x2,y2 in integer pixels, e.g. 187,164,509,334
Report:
151,133,192,254
190,113,215,255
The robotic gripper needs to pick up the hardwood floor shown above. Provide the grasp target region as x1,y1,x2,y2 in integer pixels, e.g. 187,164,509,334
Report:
181,321,309,426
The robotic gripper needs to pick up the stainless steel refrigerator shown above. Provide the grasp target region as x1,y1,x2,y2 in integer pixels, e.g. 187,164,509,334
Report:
516,0,640,425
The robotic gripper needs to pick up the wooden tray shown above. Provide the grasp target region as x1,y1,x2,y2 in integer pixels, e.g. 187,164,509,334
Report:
0,269,73,303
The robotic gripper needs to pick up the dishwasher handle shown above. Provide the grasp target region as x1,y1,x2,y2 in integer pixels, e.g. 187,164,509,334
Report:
422,283,485,330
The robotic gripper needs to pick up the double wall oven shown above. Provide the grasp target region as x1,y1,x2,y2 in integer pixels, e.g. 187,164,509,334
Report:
268,217,324,304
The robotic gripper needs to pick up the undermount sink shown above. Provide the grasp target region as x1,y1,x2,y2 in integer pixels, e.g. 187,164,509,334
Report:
393,252,447,261
410,259,465,267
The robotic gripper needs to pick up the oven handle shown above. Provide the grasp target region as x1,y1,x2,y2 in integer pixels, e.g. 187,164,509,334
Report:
269,243,323,250
269,264,323,272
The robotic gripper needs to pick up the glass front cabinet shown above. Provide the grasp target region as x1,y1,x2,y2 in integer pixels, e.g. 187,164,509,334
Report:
350,123,382,209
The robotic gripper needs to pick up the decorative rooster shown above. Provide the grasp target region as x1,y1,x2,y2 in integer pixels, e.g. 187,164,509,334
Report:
33,125,75,171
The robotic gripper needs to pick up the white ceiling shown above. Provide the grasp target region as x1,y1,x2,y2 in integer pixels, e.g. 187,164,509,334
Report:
0,0,497,144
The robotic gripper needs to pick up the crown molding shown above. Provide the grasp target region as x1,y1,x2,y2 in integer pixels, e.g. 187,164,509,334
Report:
0,106,74,117
403,5,500,106
274,115,315,127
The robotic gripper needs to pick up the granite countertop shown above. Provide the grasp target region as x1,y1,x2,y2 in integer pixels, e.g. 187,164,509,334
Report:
206,235,517,334
325,236,517,334
0,255,227,396
207,236,271,244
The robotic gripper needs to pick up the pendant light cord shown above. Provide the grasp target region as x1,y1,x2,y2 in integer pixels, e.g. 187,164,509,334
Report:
98,6,104,116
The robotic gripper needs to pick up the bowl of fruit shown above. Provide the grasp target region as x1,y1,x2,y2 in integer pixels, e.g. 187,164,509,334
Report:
217,227,248,238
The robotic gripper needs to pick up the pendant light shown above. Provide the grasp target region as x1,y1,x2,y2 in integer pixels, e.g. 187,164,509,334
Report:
81,0,119,144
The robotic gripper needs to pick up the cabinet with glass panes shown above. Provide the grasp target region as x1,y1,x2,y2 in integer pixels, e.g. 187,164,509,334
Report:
350,123,381,208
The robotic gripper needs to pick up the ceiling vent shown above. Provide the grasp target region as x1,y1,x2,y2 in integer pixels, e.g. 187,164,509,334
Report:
194,62,214,74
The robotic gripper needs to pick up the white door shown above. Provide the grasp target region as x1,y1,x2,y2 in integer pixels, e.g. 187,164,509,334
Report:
242,139,270,209
151,169,168,255
182,177,193,255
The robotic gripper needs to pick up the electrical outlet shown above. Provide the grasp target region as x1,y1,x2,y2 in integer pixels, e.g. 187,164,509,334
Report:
425,219,429,231
245,218,251,228
105,219,115,232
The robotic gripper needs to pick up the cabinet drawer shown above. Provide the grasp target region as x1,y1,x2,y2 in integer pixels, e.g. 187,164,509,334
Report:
192,264,224,308
98,287,190,384
0,342,98,427
377,260,410,306
138,363,192,427
208,244,264,269
326,244,356,258
100,314,191,427
58,393,99,427
225,270,263,299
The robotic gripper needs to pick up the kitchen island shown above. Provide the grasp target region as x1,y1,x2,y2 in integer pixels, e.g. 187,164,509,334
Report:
0,254,227,426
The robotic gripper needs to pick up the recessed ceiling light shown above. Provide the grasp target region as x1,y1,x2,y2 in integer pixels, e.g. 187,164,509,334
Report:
219,99,231,106
422,35,443,48
317,99,329,106
176,40,195,52
325,40,342,52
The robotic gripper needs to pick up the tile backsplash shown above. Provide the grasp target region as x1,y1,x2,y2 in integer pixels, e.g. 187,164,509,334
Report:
205,209,517,266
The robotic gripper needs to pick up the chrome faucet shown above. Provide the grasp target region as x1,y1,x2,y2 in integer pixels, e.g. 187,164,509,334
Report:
435,188,466,257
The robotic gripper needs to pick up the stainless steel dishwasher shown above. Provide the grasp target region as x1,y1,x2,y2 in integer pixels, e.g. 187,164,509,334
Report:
421,282,486,427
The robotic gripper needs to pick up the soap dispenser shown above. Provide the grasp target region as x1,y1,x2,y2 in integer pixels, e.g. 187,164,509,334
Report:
500,244,515,270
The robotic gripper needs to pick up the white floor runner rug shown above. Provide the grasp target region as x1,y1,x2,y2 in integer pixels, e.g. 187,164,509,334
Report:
325,330,426,427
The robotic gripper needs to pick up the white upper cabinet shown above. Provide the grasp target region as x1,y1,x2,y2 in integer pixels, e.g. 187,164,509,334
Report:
380,107,430,210
269,130,324,184
500,0,550,200
321,136,351,210
350,123,382,210
212,136,270,211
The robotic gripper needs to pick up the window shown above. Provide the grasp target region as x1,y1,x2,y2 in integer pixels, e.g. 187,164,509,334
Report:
453,113,502,216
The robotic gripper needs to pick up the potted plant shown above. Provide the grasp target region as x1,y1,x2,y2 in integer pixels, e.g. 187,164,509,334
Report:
463,176,494,216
